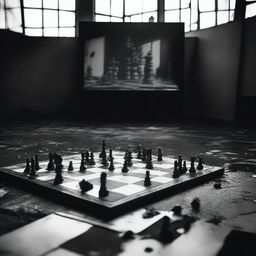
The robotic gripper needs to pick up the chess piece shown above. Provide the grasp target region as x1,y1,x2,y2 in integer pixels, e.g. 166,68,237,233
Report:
79,179,93,192
171,206,182,216
159,216,173,243
35,155,41,171
99,172,109,198
182,160,188,173
146,149,153,169
197,158,203,170
101,155,108,167
122,160,129,173
191,198,200,212
178,156,183,174
89,152,95,165
47,153,55,171
53,153,63,169
85,150,90,164
189,157,196,173
68,161,74,171
54,167,64,185
144,171,151,186
108,158,115,171
143,51,154,84
172,160,180,178
29,158,37,178
99,140,107,159
80,153,86,172
24,159,30,174
127,150,133,167
157,147,163,161
137,144,142,159
108,149,114,161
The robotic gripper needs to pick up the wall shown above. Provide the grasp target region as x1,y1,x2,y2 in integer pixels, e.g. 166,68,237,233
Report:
0,30,80,116
185,22,243,121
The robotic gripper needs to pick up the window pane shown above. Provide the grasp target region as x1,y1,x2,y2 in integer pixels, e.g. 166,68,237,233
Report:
6,0,20,8
246,3,256,18
43,0,58,9
59,11,75,26
0,8,5,28
130,14,142,22
95,0,110,15
95,15,111,22
165,0,180,10
200,11,216,29
191,9,198,23
44,27,59,36
125,0,142,15
143,0,157,12
230,0,236,9
23,0,42,8
6,8,22,28
181,0,190,9
191,23,198,30
217,11,229,24
111,0,123,17
124,17,131,22
59,0,76,11
44,10,58,27
59,27,75,37
199,0,215,12
165,10,180,22
181,8,190,32
218,0,229,10
142,11,157,22
25,28,43,36
24,9,42,27
230,10,235,20
110,17,123,22
10,26,22,33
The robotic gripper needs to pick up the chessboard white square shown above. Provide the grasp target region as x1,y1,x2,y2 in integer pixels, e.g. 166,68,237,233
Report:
151,176,174,183
37,175,54,181
132,169,168,176
108,175,143,184
68,173,100,181
111,184,146,196
133,163,146,168
61,181,80,190
153,163,171,169
88,167,107,173
86,184,100,197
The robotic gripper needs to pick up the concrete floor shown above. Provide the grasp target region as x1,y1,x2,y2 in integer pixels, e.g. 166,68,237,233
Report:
0,120,255,236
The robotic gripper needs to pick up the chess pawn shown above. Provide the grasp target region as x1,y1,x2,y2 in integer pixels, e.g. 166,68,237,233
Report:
189,157,196,173
68,161,74,171
35,155,41,171
99,172,109,198
54,168,64,185
157,147,163,161
89,152,95,165
29,158,37,178
24,159,30,174
182,161,188,173
144,171,151,187
172,160,180,178
197,158,203,170
80,159,86,173
47,153,55,171
108,158,115,171
122,160,129,173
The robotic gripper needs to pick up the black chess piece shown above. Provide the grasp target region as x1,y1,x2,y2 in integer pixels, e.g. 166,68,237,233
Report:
99,172,109,198
89,152,95,165
99,140,107,159
127,150,133,167
172,160,180,178
122,160,129,173
101,155,108,167
146,149,153,169
157,147,163,161
137,144,142,159
189,157,196,173
178,156,183,174
182,160,188,173
68,161,74,171
108,158,115,171
79,179,93,192
35,155,41,171
144,171,151,186
79,154,86,172
108,149,114,161
29,157,37,178
159,216,174,243
85,150,90,163
54,167,64,185
53,153,64,169
197,158,204,170
141,148,147,162
47,153,55,171
191,198,200,211
24,159,30,174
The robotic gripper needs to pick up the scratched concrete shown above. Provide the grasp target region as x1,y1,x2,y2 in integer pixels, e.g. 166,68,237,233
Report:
0,120,255,235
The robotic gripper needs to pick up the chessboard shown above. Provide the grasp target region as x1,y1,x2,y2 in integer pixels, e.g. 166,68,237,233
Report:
0,146,224,217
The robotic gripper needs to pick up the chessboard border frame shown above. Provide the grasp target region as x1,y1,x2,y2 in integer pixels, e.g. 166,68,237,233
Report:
0,164,224,217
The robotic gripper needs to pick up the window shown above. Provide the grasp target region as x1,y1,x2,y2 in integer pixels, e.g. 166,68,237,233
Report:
23,0,76,37
246,1,256,18
0,0,22,32
94,0,238,32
